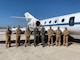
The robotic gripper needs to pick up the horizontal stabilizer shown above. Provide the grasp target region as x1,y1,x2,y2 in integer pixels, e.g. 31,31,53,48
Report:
11,16,26,19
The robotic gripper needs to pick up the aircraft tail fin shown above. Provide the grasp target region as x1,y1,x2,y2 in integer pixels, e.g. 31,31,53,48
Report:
24,12,37,22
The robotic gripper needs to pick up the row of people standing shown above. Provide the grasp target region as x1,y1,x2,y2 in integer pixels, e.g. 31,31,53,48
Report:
34,26,69,47
5,25,31,48
47,26,69,47
5,25,69,48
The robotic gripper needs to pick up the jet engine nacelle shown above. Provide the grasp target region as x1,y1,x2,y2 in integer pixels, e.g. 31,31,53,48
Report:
36,21,40,26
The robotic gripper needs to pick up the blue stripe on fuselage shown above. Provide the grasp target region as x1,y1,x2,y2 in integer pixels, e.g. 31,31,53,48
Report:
43,22,80,26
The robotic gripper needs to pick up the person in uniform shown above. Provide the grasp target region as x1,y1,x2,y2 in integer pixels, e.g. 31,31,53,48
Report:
16,25,22,47
34,26,40,47
24,26,31,47
47,26,54,46
5,26,12,48
55,27,62,46
40,26,45,47
63,27,69,47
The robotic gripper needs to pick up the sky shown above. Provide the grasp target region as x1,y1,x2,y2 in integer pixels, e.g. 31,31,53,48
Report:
0,0,80,27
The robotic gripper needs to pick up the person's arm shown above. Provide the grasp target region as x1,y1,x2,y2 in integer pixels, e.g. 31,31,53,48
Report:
60,30,62,35
28,30,31,37
34,28,36,36
67,31,69,36
10,29,12,35
40,29,42,36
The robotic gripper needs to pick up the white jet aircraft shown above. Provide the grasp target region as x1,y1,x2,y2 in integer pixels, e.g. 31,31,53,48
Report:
11,12,80,34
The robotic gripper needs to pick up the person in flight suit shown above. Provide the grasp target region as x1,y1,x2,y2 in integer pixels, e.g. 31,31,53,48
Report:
24,26,31,47
16,25,22,47
63,27,69,47
5,26,12,48
40,26,45,47
34,26,40,47
47,26,54,46
56,27,62,46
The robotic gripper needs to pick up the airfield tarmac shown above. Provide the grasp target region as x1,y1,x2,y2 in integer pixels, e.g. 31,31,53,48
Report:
0,30,80,60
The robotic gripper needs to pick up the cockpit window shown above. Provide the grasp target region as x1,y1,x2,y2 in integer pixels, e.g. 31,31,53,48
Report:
69,17,75,26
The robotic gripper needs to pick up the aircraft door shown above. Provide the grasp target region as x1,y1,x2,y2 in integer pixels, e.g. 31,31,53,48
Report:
69,17,75,26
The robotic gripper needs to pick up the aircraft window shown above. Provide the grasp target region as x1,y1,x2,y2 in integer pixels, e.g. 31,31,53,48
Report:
49,21,51,23
55,20,57,23
61,19,65,22
44,21,46,24
69,17,75,26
